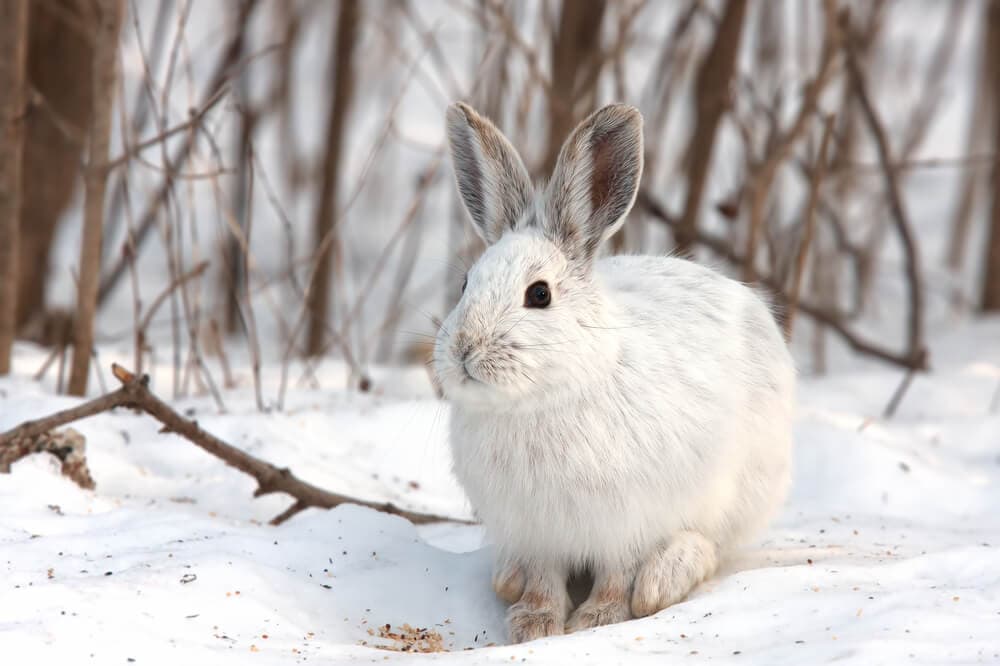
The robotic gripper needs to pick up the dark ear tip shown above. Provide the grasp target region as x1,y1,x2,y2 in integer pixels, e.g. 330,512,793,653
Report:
447,101,478,125
593,103,643,130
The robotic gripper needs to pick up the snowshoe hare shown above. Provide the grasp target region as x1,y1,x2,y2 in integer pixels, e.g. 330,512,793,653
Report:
435,102,795,643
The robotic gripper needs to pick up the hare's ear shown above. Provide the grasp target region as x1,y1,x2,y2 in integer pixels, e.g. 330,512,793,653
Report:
446,102,534,245
544,104,643,262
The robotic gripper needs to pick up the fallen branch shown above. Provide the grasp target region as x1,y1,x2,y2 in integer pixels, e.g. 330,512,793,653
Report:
0,364,465,526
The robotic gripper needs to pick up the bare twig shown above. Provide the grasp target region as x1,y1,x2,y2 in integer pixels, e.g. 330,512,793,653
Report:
0,364,466,526
136,260,209,341
97,0,259,307
101,84,229,173
743,0,838,282
843,16,927,365
785,115,835,339
882,348,927,419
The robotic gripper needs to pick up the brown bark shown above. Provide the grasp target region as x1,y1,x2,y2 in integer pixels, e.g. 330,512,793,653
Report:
0,427,94,489
67,0,122,396
306,0,360,357
17,0,98,330
675,0,748,255
0,0,29,374
541,0,607,175
982,2,1000,311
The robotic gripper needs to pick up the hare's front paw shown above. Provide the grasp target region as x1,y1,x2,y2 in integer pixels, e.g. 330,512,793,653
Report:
506,567,570,643
566,598,630,632
508,598,565,643
631,531,719,617
566,568,631,632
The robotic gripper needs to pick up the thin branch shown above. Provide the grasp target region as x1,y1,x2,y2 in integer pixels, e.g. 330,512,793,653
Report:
101,84,229,172
136,260,209,337
843,16,927,364
743,0,839,282
96,0,260,307
785,115,835,339
882,349,927,419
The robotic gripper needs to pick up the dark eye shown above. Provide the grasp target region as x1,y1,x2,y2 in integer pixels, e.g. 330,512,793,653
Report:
461,274,468,293
524,281,551,308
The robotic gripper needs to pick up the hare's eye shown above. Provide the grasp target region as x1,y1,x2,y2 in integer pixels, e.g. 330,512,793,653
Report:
461,274,468,293
524,281,551,308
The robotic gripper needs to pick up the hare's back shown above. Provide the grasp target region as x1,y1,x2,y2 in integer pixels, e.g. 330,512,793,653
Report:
595,254,790,370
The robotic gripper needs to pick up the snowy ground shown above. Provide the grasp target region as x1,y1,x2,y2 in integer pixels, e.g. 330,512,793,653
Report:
4,3,999,662
2,318,999,665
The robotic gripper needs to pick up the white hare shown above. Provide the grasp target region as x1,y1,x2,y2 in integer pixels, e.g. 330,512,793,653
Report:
435,102,794,643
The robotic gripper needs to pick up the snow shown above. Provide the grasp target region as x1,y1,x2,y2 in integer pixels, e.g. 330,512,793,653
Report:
2,324,1000,664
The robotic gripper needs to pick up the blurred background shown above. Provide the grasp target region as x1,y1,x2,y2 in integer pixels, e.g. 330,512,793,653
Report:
0,0,998,406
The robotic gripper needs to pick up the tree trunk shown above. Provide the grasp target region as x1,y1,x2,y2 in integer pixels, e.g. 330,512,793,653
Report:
542,0,607,176
674,0,748,255
0,0,29,374
67,0,122,395
305,0,360,357
980,1,1000,311
17,0,99,332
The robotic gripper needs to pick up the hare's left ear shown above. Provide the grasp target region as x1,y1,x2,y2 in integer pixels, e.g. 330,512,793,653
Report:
544,104,643,262
446,102,534,245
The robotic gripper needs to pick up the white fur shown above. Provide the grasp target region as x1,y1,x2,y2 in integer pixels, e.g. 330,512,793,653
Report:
437,103,795,639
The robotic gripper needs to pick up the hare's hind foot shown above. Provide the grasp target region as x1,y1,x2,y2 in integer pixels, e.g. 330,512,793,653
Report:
566,568,631,632
631,531,719,617
492,560,526,604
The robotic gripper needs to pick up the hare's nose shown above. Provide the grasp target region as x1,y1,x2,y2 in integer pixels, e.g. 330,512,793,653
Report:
453,333,473,362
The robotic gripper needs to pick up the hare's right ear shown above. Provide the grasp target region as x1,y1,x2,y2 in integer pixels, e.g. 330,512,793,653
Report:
446,102,534,244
